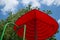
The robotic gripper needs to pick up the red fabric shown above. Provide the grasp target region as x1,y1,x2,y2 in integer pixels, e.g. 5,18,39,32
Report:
14,9,59,40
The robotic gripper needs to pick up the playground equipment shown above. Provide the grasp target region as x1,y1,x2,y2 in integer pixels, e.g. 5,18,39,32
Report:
0,9,59,40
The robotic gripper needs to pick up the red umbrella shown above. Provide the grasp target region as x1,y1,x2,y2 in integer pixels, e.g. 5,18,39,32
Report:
14,9,59,40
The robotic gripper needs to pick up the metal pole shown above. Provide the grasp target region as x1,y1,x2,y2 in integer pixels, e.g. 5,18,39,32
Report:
23,25,26,40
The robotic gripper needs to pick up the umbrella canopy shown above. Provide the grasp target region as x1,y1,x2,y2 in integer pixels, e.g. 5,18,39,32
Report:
14,9,59,40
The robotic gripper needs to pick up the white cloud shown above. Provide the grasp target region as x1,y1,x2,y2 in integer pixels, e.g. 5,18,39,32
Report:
31,0,41,8
58,19,60,23
41,0,54,6
0,0,5,5
0,0,60,15
0,0,19,15
54,0,60,6
21,0,60,8
41,0,60,6
57,19,60,30
21,0,31,6
21,0,41,8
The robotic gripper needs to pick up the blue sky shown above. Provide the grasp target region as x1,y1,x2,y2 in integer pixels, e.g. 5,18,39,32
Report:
0,0,60,40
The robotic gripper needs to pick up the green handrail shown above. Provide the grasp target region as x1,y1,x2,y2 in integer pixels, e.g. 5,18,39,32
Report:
0,22,26,40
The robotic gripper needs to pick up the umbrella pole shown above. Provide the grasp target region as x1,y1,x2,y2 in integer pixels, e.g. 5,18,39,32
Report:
23,25,26,40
